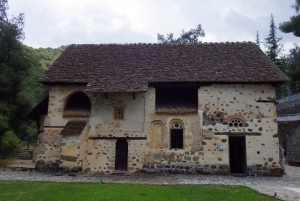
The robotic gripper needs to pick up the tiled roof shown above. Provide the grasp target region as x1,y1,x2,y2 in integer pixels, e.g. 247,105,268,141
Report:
24,96,49,120
63,108,91,117
39,42,290,92
60,120,87,135
156,101,198,114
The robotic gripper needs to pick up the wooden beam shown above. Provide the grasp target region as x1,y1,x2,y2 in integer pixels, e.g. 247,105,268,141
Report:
256,100,277,104
214,132,261,136
89,136,147,140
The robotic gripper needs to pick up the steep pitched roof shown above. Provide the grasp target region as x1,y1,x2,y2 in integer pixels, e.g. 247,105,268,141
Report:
39,42,289,92
24,96,49,120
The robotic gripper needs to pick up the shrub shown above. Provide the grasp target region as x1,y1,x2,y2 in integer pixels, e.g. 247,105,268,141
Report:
1,131,20,158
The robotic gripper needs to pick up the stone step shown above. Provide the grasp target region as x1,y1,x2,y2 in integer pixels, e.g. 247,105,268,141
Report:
112,170,128,175
5,163,35,171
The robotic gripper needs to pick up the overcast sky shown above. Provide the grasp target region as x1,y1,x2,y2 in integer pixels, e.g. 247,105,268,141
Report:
8,0,299,54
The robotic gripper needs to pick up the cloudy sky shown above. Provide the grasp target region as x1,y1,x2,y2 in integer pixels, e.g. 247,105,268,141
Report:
8,0,299,54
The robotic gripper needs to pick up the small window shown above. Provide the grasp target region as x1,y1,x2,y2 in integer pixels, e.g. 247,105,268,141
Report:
170,122,183,149
228,119,245,127
114,108,124,119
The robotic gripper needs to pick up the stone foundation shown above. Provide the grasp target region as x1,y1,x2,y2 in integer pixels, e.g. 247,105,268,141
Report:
142,164,230,175
142,163,283,176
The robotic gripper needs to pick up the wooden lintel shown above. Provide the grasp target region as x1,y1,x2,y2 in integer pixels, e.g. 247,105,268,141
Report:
89,137,147,140
256,100,277,105
44,126,65,128
214,132,261,136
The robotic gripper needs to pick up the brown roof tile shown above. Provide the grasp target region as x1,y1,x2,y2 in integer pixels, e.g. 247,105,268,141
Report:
24,96,49,120
156,101,198,114
63,108,90,117
60,120,87,135
39,42,290,92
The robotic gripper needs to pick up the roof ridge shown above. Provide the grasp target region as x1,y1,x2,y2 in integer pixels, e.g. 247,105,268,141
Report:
67,42,256,46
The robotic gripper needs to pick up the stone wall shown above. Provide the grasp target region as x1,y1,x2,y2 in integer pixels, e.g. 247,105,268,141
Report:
36,84,281,175
198,84,278,168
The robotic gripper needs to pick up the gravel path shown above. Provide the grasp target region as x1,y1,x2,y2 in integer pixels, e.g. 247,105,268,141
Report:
0,165,299,200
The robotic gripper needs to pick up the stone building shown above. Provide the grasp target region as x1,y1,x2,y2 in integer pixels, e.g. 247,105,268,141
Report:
26,42,289,175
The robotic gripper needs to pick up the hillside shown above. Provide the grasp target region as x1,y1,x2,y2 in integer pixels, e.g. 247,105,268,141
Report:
21,45,68,108
34,45,68,70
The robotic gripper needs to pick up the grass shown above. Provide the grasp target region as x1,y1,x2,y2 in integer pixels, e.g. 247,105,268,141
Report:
0,181,278,201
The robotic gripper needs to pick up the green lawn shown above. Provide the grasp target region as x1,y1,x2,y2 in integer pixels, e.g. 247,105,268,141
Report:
0,181,277,201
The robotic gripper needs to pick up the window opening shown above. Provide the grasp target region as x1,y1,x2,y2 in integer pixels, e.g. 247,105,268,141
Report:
228,119,245,127
156,86,198,114
114,108,124,119
170,122,183,148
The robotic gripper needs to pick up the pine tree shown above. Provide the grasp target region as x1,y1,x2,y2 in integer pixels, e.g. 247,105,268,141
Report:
264,14,283,65
280,0,300,37
255,30,260,47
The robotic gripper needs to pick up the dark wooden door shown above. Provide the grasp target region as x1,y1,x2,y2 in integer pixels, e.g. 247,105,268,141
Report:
115,139,128,171
229,136,246,174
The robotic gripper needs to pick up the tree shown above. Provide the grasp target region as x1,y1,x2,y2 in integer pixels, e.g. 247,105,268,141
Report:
157,24,205,43
255,30,260,47
279,0,300,37
264,14,283,65
282,44,300,82
0,0,38,156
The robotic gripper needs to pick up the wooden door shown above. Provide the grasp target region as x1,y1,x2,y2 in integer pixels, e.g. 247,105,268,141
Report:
229,136,246,174
115,139,128,171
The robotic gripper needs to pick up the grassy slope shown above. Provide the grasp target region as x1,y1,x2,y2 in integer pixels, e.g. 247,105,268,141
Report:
0,181,277,201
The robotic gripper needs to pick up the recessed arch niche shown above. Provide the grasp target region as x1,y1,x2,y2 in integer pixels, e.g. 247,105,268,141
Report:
63,91,91,117
150,121,164,149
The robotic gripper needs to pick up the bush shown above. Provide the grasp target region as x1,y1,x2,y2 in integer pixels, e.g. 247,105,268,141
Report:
1,131,20,158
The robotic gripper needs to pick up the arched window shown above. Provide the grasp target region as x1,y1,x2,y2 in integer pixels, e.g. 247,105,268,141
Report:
170,122,183,149
228,118,245,127
63,92,91,117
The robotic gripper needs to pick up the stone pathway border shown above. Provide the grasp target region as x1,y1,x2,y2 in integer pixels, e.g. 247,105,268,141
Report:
0,165,299,201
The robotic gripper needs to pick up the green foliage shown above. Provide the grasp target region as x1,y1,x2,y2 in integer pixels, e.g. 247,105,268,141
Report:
279,0,300,37
264,14,283,66
0,0,30,140
34,46,67,70
0,1,67,158
281,44,300,82
0,0,67,157
0,181,278,201
157,24,205,43
0,103,10,134
1,131,20,157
